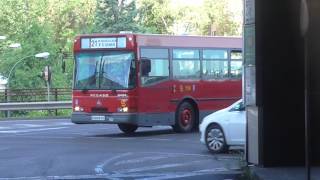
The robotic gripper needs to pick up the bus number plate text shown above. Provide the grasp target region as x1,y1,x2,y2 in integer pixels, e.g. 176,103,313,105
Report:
91,116,105,121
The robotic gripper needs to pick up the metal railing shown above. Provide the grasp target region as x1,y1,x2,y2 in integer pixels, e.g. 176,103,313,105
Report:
0,88,71,103
0,101,72,111
0,88,72,118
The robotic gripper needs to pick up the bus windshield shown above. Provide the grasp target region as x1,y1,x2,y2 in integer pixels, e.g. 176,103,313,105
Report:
74,51,136,90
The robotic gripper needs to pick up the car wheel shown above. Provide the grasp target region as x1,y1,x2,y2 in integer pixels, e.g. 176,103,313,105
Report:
173,102,196,133
118,124,138,134
205,124,228,153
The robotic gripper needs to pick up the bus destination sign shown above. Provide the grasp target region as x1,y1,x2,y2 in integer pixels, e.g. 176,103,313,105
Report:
81,37,126,49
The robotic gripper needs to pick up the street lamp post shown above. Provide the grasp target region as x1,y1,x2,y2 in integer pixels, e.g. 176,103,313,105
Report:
0,37,22,117
6,52,50,116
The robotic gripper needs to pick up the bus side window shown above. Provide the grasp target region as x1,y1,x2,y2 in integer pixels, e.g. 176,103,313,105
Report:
172,48,200,79
140,48,169,86
202,49,228,80
230,50,243,79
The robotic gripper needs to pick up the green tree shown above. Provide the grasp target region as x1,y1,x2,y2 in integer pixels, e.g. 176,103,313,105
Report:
200,0,239,36
137,0,175,34
94,0,141,33
0,0,57,89
173,5,203,35
0,0,96,89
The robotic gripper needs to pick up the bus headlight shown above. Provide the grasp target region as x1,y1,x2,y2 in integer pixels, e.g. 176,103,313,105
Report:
117,107,128,113
122,107,128,112
74,106,84,112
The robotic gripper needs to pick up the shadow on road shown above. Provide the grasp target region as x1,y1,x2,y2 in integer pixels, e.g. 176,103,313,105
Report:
89,128,179,138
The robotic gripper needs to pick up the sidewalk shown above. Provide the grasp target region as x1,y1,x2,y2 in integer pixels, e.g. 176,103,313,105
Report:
251,166,320,180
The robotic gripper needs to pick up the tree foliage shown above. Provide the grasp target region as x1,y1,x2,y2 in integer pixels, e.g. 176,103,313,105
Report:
0,0,241,90
0,0,96,89
137,0,175,34
200,0,239,36
94,0,141,33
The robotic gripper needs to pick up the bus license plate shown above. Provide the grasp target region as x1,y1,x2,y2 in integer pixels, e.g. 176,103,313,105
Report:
91,116,105,121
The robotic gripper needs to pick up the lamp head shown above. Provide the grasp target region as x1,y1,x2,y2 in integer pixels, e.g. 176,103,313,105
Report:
35,52,50,59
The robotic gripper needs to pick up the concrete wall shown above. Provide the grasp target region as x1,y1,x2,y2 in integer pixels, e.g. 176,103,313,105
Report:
308,0,320,166
246,0,306,166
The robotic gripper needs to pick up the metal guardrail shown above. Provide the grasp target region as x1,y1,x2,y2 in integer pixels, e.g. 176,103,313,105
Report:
0,88,71,103
0,101,72,111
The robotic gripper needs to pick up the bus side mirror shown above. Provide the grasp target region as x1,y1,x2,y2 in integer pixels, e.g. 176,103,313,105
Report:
141,58,151,76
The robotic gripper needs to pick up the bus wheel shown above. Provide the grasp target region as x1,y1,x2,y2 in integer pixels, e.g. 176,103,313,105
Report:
118,124,138,134
173,102,195,133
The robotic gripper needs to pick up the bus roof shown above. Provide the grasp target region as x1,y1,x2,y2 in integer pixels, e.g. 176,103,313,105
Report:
136,34,242,49
75,33,242,50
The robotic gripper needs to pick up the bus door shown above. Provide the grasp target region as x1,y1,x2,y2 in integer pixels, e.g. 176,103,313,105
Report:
138,48,173,125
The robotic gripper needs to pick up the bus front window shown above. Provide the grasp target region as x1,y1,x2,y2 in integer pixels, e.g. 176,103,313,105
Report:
74,51,136,90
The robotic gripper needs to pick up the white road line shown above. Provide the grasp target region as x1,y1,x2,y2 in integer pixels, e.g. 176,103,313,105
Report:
0,147,10,151
115,160,209,174
0,118,70,122
137,171,230,180
0,135,74,139
144,138,171,141
0,127,68,134
111,137,136,140
0,170,239,180
0,174,111,180
15,124,46,128
114,155,176,166
138,151,216,158
0,127,10,130
50,122,74,126
113,168,239,179
94,152,133,174
117,163,187,173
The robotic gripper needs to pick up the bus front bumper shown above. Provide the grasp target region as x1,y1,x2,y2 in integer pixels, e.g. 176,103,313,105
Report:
71,112,139,125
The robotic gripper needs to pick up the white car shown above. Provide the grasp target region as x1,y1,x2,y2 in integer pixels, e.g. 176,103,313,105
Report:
200,99,246,153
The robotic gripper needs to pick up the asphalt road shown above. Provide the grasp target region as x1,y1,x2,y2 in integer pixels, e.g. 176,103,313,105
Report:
0,119,243,180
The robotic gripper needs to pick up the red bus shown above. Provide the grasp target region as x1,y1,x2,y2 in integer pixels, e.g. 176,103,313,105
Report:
71,33,242,133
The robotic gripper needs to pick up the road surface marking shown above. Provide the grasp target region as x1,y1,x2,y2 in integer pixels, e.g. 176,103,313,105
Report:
144,138,171,141
15,124,46,128
0,127,68,134
0,169,240,180
138,151,215,158
114,155,176,166
54,122,74,126
114,137,134,140
115,160,209,174
95,152,133,174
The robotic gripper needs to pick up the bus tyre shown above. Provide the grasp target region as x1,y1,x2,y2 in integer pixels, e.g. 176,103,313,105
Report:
118,124,138,134
173,102,196,133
